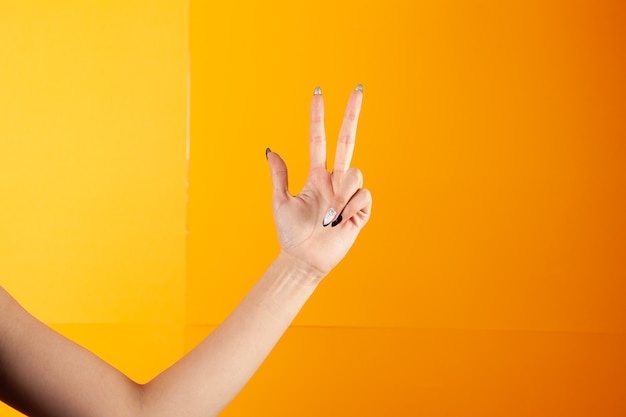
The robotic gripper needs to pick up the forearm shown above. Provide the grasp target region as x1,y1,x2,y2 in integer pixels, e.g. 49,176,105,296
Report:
0,254,322,417
1,240,351,417
140,252,323,417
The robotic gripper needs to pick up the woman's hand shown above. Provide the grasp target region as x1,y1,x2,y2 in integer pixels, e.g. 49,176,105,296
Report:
267,85,372,276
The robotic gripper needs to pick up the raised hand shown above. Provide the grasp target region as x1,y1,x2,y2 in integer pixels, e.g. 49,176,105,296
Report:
267,85,372,276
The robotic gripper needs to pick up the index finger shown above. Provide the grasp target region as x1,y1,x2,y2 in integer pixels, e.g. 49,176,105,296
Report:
309,86,326,170
333,85,363,175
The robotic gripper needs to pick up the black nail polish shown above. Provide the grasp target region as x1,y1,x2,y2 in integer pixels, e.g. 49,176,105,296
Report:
266,147,271,159
331,214,343,227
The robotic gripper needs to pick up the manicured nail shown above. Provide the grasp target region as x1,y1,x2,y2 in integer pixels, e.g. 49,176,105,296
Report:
331,214,343,227
314,86,322,95
265,147,271,159
322,208,336,227
355,84,363,92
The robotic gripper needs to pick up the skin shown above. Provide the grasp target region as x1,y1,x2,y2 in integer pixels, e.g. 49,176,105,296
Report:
0,86,372,417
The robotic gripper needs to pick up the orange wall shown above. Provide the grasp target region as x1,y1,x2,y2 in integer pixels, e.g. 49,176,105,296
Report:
189,0,626,416
189,0,626,332
1,1,625,416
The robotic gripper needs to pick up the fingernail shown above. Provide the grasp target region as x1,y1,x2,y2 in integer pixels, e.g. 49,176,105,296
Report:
355,84,363,92
331,214,343,227
322,208,336,227
314,86,322,95
266,147,271,160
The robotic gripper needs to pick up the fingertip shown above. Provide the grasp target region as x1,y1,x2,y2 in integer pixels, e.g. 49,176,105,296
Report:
362,187,373,216
267,149,289,194
266,148,283,169
350,85,364,105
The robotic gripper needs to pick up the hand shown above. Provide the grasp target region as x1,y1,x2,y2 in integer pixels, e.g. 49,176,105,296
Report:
267,85,372,276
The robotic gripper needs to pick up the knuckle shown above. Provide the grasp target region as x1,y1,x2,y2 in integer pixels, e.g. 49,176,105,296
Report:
345,110,359,121
346,167,363,187
334,194,348,208
338,133,355,144
311,114,324,123
362,188,373,203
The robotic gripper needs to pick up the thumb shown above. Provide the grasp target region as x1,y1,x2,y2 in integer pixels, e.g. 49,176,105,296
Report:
266,148,289,201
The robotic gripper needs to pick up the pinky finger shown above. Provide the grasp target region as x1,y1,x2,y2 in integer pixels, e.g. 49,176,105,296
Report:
333,188,372,229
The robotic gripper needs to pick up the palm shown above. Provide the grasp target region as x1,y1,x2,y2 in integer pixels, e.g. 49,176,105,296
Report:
267,87,372,276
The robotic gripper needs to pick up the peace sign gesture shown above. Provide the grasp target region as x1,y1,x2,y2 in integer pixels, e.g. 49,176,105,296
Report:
267,85,372,277
0,86,371,417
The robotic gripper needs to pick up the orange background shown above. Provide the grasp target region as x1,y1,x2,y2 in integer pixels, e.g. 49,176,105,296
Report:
2,0,626,416
189,0,625,415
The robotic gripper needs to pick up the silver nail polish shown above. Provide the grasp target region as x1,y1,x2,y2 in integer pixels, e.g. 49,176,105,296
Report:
355,84,363,92
314,86,322,95
322,208,336,227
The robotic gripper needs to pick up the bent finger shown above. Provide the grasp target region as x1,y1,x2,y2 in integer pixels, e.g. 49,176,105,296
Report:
332,187,372,229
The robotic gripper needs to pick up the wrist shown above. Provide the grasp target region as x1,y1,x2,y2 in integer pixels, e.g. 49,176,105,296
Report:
275,250,327,286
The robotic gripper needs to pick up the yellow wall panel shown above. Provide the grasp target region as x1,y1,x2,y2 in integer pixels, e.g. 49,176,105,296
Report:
0,0,188,324
0,1,188,414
